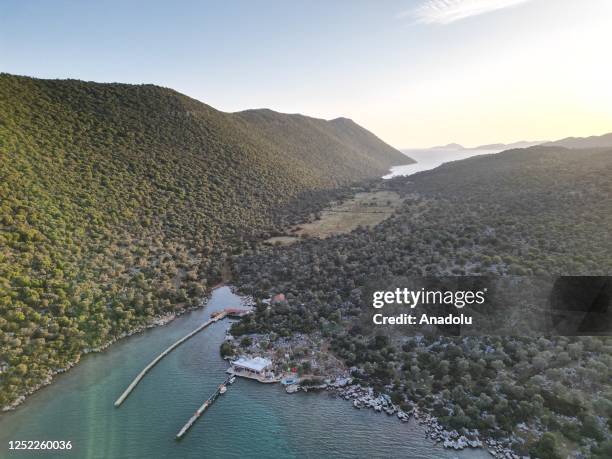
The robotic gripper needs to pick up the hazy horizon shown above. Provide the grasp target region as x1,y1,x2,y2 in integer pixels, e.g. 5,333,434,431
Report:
2,0,611,149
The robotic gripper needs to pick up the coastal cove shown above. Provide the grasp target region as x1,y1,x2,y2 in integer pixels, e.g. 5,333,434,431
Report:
3,7,611,458
0,287,491,458
0,150,514,458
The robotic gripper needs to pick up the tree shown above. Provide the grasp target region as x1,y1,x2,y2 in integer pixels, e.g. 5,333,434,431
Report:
530,433,562,459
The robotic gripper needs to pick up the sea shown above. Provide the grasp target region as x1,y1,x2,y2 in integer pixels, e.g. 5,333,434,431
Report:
0,288,493,458
384,148,501,179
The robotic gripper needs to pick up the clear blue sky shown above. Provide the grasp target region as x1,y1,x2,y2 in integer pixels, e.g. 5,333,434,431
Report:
2,0,611,147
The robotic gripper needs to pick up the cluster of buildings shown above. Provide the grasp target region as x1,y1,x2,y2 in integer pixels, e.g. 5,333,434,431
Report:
224,294,288,383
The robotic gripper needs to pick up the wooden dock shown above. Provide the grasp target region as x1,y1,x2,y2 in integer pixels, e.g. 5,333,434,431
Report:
114,311,228,407
175,375,234,440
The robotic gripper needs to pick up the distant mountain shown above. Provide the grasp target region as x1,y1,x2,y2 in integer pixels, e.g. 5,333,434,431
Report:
430,142,465,150
422,133,612,152
423,140,545,151
234,110,414,178
543,132,612,149
473,140,545,150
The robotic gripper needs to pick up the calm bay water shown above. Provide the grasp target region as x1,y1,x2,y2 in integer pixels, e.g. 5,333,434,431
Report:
0,287,490,458
384,148,500,179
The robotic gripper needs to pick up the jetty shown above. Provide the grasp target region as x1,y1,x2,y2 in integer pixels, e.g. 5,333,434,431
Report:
176,375,234,439
114,309,241,407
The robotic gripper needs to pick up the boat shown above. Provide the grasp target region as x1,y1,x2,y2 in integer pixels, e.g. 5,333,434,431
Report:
286,384,299,394
219,385,227,394
229,376,236,385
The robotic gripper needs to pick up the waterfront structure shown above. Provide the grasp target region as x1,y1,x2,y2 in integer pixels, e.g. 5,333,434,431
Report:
228,356,278,383
115,310,230,407
210,308,251,319
176,375,233,439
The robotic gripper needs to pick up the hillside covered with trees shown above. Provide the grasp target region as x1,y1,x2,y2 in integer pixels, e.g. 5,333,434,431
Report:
232,146,612,457
0,73,409,408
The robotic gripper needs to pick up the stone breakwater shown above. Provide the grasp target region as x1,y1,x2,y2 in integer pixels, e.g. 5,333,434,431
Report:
286,380,522,459
2,286,254,413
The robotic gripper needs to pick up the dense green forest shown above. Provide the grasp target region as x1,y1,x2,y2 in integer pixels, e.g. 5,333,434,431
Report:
1,71,611,457
0,73,408,407
232,147,612,457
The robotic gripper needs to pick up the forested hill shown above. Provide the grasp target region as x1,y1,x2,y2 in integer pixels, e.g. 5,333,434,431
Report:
0,73,408,408
232,146,612,457
233,110,413,182
235,147,612,303
235,146,612,336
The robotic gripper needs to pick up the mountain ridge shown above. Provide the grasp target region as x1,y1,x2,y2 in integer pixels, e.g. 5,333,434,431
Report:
473,140,545,150
415,133,612,152
0,73,409,408
543,132,612,149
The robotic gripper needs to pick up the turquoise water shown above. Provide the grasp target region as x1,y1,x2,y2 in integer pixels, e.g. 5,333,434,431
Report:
0,287,490,458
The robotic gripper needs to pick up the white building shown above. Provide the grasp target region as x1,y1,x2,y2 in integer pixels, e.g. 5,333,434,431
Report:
229,356,277,383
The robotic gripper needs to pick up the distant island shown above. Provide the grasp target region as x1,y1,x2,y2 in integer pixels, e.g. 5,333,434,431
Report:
422,140,545,151
429,142,466,150
473,140,545,150
415,133,612,152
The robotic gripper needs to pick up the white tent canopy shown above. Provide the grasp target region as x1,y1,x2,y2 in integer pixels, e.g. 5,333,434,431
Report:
232,356,272,373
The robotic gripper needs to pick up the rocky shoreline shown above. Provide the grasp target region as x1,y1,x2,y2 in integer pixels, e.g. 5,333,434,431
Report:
285,379,523,458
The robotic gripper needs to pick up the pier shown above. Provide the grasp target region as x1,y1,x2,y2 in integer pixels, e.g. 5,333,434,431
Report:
114,311,230,407
176,375,234,440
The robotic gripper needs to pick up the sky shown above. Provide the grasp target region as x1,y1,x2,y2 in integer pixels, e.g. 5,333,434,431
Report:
2,0,612,148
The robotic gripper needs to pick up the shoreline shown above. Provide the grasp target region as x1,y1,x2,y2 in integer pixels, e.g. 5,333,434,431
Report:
285,380,520,458
3,284,519,458
1,288,222,413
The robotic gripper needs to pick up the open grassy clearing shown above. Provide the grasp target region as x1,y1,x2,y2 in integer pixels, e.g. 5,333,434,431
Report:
266,190,403,245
